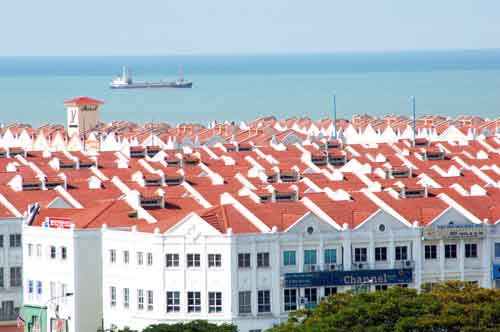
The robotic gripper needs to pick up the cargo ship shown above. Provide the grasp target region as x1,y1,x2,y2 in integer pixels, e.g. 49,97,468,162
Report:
110,67,192,89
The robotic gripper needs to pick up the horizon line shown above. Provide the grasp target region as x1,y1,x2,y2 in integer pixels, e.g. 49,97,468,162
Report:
1,47,500,58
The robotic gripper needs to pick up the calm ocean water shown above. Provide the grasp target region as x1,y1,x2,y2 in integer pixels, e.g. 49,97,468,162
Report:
0,50,499,126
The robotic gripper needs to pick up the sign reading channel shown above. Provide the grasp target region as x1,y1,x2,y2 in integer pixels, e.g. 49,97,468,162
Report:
422,224,486,240
283,268,413,288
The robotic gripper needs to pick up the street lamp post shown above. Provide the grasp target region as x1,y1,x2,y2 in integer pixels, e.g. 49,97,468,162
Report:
35,292,74,332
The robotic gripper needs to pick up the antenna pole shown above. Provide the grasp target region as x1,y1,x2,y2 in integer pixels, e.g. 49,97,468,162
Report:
411,96,416,146
151,118,154,147
333,94,337,140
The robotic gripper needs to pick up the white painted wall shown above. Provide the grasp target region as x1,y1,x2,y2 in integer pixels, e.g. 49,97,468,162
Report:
21,209,500,332
0,217,23,320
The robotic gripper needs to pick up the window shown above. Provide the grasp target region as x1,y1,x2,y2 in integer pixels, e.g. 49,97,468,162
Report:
284,289,297,311
0,269,3,288
424,245,438,260
283,251,296,266
36,281,42,295
304,249,317,265
166,291,180,312
375,247,387,261
0,235,3,248
166,254,179,267
187,291,201,312
123,251,130,264
28,280,33,294
110,287,116,307
137,289,144,310
123,288,129,308
465,243,478,258
354,248,368,262
495,243,500,258
61,247,67,260
147,253,153,266
36,245,42,257
50,246,57,259
238,253,251,268
208,254,221,268
50,282,56,298
324,249,337,264
238,291,251,314
395,246,408,260
137,252,144,265
60,284,68,303
208,292,222,313
28,244,33,257
10,267,21,287
147,290,154,311
445,244,457,259
257,252,270,268
324,287,337,297
187,254,201,268
31,317,40,332
9,234,21,248
109,249,116,263
257,290,271,313
375,285,388,291
304,288,317,305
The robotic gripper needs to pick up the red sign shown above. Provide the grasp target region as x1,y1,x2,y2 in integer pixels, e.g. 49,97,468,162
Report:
43,217,72,229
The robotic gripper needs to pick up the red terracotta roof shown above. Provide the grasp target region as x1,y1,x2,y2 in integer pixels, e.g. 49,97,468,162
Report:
64,96,104,105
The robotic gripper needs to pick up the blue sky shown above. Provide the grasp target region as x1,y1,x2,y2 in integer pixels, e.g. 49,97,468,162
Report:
1,0,499,55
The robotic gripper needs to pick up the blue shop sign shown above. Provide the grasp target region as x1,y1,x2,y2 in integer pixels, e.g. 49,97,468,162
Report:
492,264,500,280
284,268,413,288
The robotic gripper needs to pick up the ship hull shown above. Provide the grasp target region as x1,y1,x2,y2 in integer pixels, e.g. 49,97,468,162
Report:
110,82,193,89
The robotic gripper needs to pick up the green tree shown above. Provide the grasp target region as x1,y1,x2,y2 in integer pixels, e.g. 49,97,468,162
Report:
135,320,237,332
268,281,500,332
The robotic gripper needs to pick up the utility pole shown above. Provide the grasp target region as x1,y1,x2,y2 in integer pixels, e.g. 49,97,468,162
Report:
333,94,337,140
411,96,416,146
151,117,154,147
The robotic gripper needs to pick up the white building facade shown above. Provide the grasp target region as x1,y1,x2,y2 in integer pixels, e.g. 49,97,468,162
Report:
21,225,102,332
0,216,24,330
21,206,500,332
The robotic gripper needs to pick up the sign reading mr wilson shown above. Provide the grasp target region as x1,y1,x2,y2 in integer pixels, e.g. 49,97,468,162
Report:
283,269,413,288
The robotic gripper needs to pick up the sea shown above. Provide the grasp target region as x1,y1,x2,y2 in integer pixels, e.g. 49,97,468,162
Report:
0,49,499,127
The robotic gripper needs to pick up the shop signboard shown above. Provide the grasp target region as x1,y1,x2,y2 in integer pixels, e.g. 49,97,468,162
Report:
422,224,486,240
284,268,412,288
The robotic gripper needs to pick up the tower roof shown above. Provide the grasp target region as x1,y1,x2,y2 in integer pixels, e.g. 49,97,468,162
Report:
64,96,104,106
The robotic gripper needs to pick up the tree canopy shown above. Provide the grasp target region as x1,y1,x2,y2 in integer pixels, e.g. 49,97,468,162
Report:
123,320,237,332
268,281,500,332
